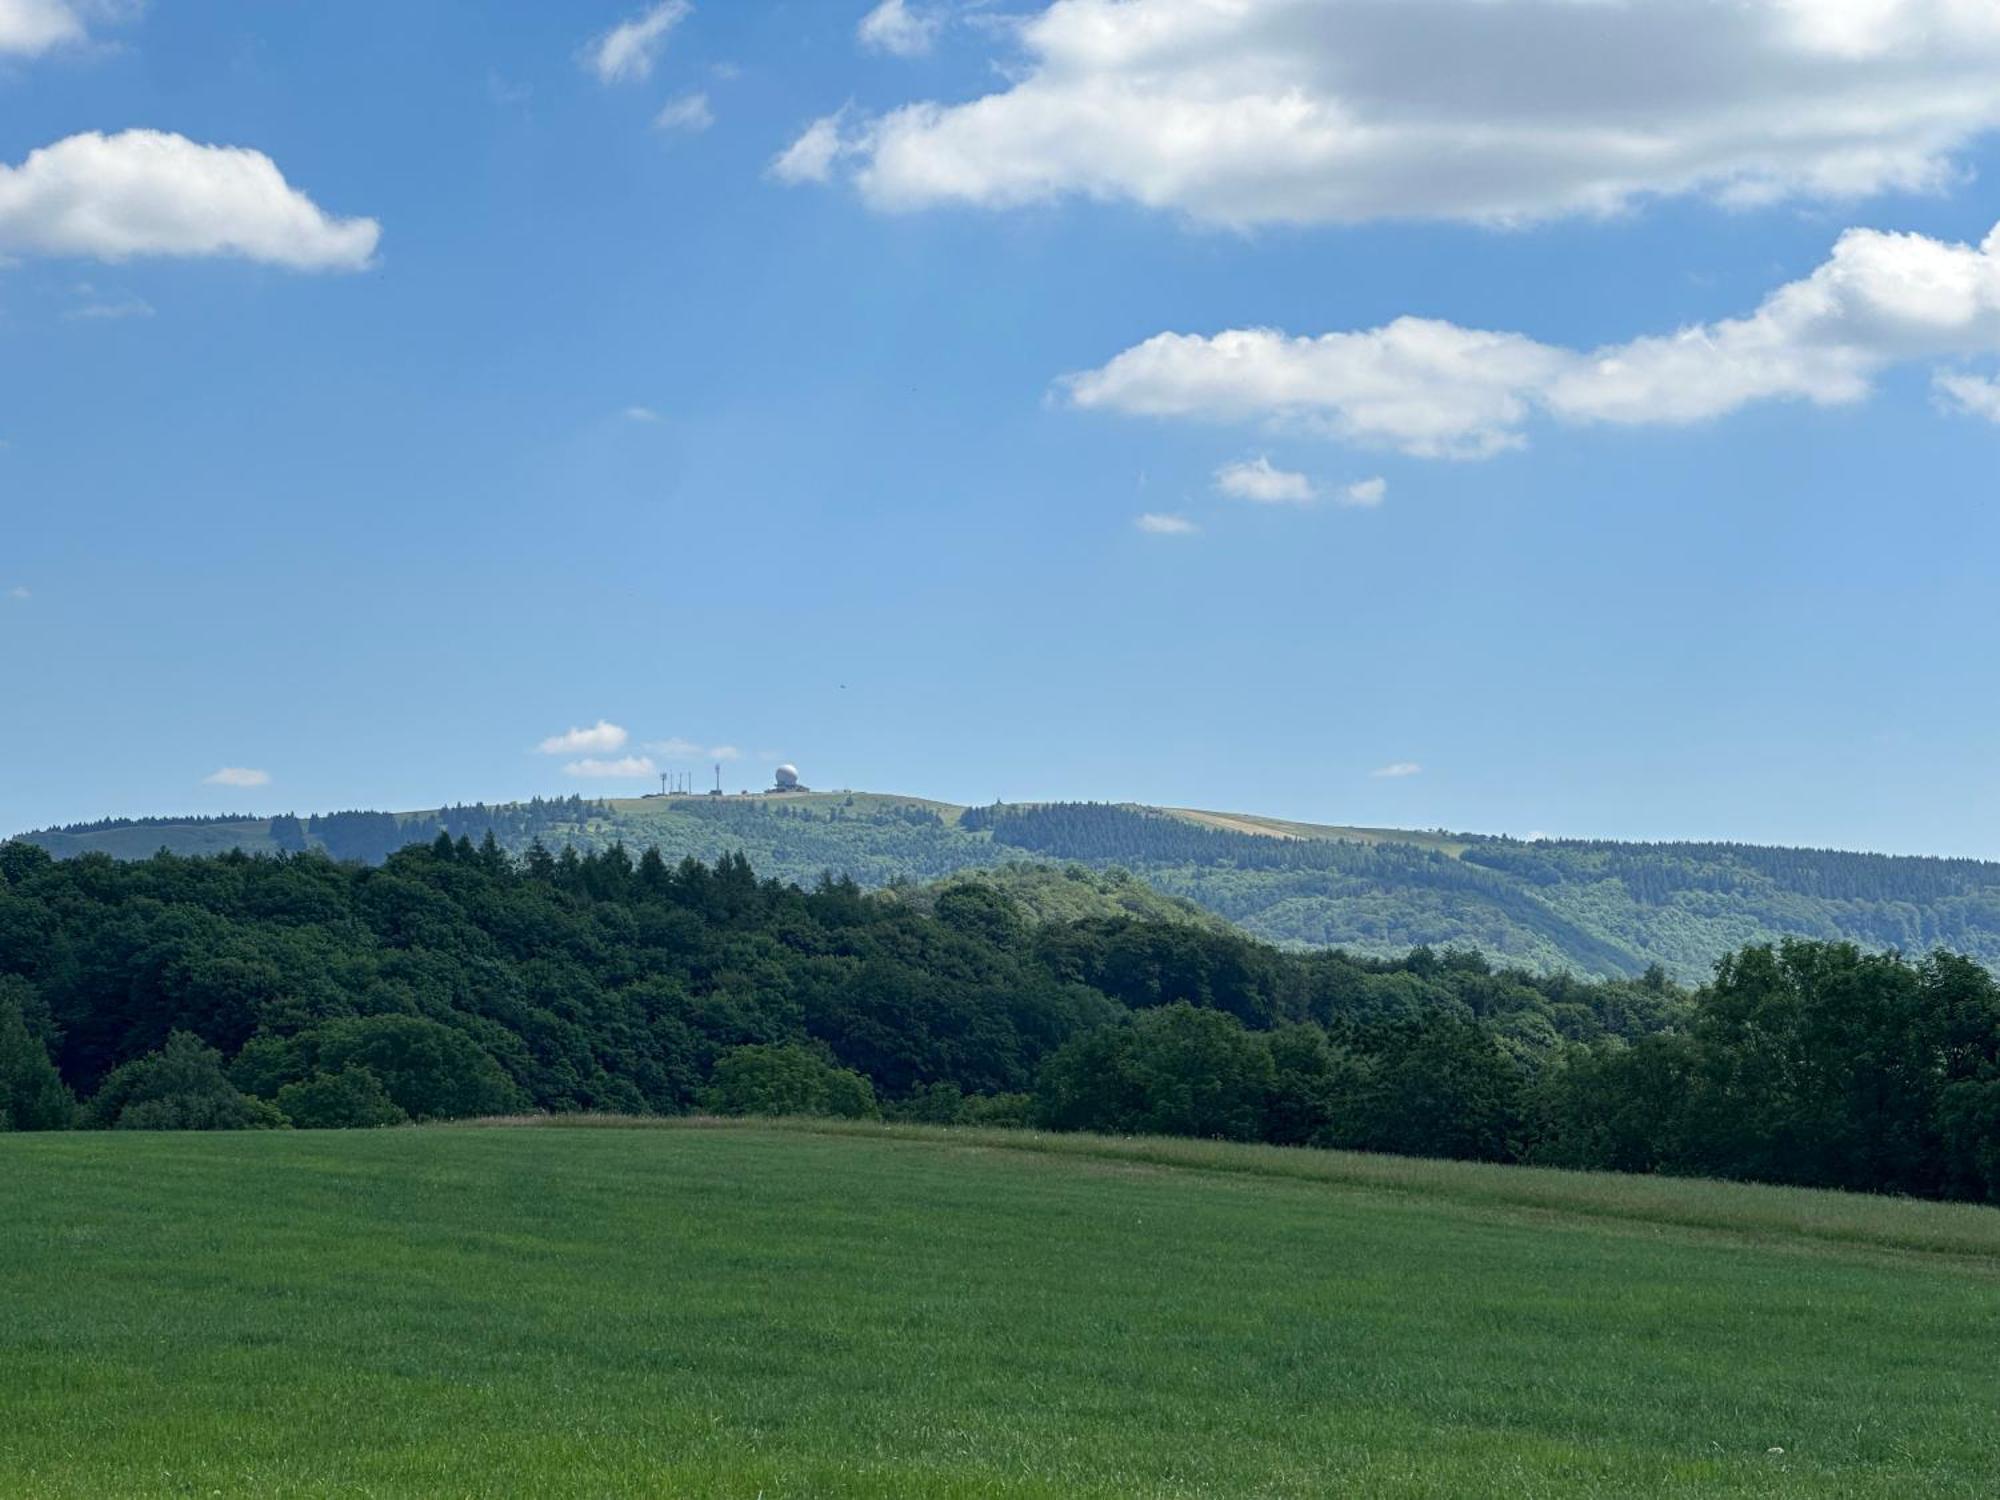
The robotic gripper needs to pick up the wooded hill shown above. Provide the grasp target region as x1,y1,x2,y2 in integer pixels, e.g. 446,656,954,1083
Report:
5,837,2000,1207
20,793,2000,982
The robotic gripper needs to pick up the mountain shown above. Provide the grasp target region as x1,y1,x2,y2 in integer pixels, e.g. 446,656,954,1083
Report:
18,791,2000,982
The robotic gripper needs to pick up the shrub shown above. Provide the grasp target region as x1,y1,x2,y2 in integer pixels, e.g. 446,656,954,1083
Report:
88,1032,283,1131
277,1068,410,1130
313,1015,524,1121
704,1043,879,1120
0,979,73,1131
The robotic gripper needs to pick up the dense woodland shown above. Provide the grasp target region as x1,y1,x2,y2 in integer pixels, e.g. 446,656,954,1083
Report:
27,797,2000,981
3,837,1998,1205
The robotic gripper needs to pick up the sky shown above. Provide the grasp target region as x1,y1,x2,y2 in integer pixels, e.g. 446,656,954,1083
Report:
3,0,1999,856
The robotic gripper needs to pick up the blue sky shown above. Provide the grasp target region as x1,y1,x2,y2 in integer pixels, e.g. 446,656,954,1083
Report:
3,0,1999,855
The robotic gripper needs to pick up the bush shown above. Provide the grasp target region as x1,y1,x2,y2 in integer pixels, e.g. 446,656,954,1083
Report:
703,1043,879,1119
887,1081,965,1124
88,1032,284,1131
956,1091,1033,1129
0,979,73,1131
277,1068,410,1129
1034,1004,1275,1141
313,1015,524,1121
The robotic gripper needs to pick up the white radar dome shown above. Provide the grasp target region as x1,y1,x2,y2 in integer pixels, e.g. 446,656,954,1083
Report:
774,764,800,788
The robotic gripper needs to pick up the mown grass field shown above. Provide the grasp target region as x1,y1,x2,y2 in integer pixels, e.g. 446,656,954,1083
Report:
2,1122,1996,1498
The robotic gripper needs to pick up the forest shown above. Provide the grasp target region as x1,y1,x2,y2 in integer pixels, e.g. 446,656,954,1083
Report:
3,835,1998,1205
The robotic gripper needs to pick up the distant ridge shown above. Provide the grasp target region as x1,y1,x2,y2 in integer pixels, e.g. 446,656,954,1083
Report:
16,792,2000,982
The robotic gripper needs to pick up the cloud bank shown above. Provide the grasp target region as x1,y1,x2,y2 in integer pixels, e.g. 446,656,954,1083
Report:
782,0,2000,227
1067,218,2000,457
0,131,380,271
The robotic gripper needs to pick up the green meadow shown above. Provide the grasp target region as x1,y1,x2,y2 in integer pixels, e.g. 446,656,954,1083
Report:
2,1122,1996,1498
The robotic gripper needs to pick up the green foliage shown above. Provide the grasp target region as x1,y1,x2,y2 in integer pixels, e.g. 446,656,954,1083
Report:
87,1031,284,1131
1534,942,2000,1197
32,794,2000,981
4,831,1999,1202
275,1067,409,1129
704,1043,878,1119
1034,1004,1276,1141
314,1016,525,1122
0,977,72,1130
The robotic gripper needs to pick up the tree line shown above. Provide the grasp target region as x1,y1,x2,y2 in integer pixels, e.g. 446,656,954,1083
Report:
1,836,1996,1204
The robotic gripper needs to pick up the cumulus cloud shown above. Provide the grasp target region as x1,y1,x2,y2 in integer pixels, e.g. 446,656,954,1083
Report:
655,92,714,133
6,585,30,600
792,0,2000,227
564,755,658,780
622,404,662,422
538,720,630,755
1936,371,2000,422
204,766,271,788
771,112,851,185
584,1,690,84
1371,762,1422,779
1068,217,2000,458
1135,512,1198,535
1342,476,1388,507
1215,456,1314,504
0,131,380,271
859,0,940,58
710,744,742,762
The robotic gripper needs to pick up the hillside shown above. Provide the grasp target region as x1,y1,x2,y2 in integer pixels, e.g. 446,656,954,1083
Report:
2,1121,1995,1498
20,792,2000,980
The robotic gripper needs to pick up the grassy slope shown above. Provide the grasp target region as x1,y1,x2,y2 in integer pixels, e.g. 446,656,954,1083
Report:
1169,806,1473,857
24,819,283,860
2,1122,1995,1498
884,861,1234,931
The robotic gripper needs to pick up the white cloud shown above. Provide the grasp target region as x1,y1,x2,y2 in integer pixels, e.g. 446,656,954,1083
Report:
655,92,714,134
65,293,153,321
622,404,662,422
1068,217,2000,458
1936,371,2000,422
710,744,741,761
1135,511,1198,535
204,766,271,788
1068,320,1569,460
6,585,30,600
537,720,630,755
1342,476,1388,508
859,0,940,58
800,0,2000,227
584,1,690,85
1214,456,1314,504
564,755,658,780
1371,762,1423,779
771,112,851,185
0,0,84,56
0,131,380,271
